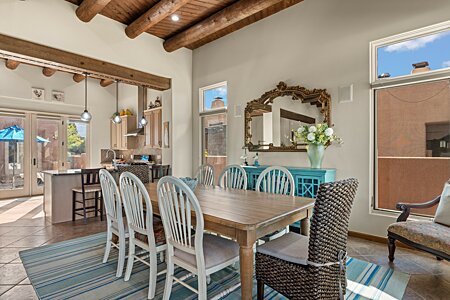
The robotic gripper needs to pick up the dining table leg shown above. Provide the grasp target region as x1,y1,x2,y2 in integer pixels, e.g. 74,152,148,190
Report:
300,208,312,236
237,230,256,300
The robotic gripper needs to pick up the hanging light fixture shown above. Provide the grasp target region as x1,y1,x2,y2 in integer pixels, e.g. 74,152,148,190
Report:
112,80,122,124
80,73,92,122
139,86,148,126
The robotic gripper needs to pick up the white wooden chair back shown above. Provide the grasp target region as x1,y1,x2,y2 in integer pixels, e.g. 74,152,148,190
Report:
120,172,157,250
256,166,295,196
99,169,123,225
218,164,248,190
157,176,204,259
195,164,215,186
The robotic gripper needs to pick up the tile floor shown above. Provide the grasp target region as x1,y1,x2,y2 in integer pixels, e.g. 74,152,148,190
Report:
0,196,449,299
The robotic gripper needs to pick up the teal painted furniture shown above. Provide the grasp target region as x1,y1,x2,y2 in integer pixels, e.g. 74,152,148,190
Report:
243,165,336,229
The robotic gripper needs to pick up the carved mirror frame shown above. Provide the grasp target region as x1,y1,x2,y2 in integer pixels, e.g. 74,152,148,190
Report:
244,82,331,152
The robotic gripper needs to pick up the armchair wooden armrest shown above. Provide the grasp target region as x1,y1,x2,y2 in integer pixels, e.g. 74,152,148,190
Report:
396,196,441,222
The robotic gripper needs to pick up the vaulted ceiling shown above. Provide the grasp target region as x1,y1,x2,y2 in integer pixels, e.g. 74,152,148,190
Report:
65,0,303,52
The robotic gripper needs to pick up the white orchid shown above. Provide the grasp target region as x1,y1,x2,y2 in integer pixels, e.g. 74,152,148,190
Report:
309,126,317,133
297,127,305,133
307,133,316,141
324,127,334,137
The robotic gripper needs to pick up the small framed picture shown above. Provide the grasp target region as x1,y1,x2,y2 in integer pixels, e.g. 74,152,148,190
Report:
163,121,170,148
52,90,65,102
31,88,45,100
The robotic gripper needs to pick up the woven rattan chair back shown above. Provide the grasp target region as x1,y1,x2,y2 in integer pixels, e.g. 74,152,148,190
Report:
218,164,248,190
195,164,215,186
307,178,359,265
255,166,295,196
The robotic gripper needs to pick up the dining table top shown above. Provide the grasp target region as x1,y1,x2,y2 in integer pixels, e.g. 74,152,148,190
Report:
144,182,315,231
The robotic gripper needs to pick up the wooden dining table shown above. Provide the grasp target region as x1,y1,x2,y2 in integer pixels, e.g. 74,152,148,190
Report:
144,182,315,300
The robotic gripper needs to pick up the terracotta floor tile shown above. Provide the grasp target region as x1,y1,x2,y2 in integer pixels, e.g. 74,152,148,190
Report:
6,235,52,248
408,274,450,299
0,285,14,296
0,247,29,264
0,285,37,300
0,264,27,285
362,255,429,275
0,236,23,247
403,287,425,299
19,277,31,285
408,255,450,275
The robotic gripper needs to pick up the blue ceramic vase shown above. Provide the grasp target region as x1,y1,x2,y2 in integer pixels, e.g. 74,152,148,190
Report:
307,144,325,169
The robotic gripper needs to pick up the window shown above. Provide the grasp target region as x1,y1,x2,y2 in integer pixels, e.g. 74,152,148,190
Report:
199,82,227,182
66,120,89,169
371,21,450,82
372,22,450,217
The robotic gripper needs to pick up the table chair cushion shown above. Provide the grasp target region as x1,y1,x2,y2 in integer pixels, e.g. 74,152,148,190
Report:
72,184,102,193
388,221,450,255
257,232,309,265
134,217,166,246
174,234,239,269
434,182,450,226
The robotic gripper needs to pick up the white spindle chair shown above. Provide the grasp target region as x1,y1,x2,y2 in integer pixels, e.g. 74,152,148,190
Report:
120,172,167,299
194,164,215,186
256,166,295,243
218,164,248,190
99,169,128,277
157,176,239,300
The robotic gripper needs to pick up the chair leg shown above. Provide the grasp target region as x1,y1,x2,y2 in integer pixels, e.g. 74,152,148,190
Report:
103,226,113,263
72,191,76,221
148,253,158,299
124,234,135,281
257,279,265,300
116,233,126,278
437,256,443,261
94,191,98,217
388,236,396,262
197,272,208,300
100,195,104,221
163,254,174,300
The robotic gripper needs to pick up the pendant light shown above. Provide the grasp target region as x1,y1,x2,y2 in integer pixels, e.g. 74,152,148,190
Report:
139,86,148,126
112,80,122,124
80,73,92,122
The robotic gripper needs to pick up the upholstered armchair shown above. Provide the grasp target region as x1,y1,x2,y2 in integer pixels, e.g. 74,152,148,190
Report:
387,183,450,262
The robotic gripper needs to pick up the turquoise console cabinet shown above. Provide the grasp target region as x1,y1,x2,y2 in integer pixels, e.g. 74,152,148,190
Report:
243,166,335,229
243,166,336,198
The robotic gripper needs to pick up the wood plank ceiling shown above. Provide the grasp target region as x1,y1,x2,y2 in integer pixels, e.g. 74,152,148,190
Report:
65,0,303,52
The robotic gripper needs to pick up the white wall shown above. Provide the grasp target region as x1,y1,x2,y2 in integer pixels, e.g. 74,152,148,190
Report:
192,0,450,236
0,0,193,176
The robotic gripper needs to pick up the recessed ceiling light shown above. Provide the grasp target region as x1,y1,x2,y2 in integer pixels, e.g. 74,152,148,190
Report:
171,15,180,22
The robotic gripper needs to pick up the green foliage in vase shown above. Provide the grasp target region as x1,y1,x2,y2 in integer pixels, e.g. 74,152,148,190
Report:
294,123,342,146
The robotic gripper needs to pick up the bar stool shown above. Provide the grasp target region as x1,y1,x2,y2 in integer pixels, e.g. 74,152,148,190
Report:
72,168,104,223
150,164,170,182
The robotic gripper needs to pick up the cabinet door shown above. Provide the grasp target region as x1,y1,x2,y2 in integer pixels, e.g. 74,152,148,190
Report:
144,111,152,146
111,122,118,149
121,119,127,149
153,109,162,148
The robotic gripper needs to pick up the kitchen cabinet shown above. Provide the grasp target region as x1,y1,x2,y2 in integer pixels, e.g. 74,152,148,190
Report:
110,115,137,150
144,107,162,148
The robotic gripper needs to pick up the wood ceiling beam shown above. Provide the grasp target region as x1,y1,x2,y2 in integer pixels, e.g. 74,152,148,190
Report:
5,59,20,70
100,79,114,87
42,67,57,77
163,0,298,52
0,33,171,90
73,73,85,83
75,0,113,22
125,0,190,39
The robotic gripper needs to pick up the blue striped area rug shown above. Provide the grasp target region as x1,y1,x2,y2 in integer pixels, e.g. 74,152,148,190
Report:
19,233,409,300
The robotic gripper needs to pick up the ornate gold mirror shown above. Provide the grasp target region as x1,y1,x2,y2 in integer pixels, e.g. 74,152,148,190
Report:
244,82,331,152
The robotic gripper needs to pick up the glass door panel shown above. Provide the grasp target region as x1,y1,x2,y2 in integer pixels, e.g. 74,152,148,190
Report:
66,120,88,169
201,113,227,184
0,113,29,199
31,117,61,195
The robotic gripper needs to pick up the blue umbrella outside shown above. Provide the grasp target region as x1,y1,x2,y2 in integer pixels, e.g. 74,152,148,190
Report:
0,125,50,188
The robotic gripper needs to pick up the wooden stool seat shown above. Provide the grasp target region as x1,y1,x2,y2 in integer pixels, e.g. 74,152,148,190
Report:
72,168,105,223
72,184,102,193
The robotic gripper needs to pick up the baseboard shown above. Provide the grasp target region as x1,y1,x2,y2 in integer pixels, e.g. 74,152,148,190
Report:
348,231,412,249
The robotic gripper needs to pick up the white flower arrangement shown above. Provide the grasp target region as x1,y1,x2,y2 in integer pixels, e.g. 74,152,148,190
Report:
294,123,342,146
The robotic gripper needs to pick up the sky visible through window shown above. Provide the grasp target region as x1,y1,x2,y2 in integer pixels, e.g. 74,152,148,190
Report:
203,85,227,110
377,30,450,78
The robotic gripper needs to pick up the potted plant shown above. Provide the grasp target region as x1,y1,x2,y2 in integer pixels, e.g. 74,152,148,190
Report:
294,123,342,169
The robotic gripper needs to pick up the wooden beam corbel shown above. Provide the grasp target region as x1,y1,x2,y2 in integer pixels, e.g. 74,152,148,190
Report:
42,67,57,77
100,79,114,87
75,0,112,22
163,0,301,52
73,73,85,83
125,0,190,39
5,59,20,70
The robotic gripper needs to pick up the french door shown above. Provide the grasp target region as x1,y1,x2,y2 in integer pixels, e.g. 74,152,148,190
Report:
0,111,88,199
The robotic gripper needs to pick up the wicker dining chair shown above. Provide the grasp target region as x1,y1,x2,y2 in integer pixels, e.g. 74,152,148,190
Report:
256,178,359,300
195,164,215,186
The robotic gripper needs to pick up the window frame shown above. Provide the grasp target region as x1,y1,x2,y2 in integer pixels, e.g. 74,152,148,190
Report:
370,20,450,87
370,22,450,219
199,81,228,115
